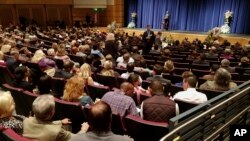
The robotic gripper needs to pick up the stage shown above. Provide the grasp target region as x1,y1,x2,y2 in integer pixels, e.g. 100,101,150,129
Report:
97,27,250,46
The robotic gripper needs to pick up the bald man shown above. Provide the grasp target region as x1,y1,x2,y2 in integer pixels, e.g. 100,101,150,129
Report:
71,101,134,141
101,82,138,117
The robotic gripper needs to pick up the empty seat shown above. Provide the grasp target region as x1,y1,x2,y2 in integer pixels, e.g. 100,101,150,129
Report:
191,64,210,70
192,69,210,78
197,89,223,100
124,115,169,141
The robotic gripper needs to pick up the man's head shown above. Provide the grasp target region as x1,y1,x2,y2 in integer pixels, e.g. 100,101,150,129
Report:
153,64,163,75
149,80,164,95
32,95,55,121
127,62,135,73
182,75,197,90
120,82,134,97
63,60,74,72
87,101,112,134
147,25,151,31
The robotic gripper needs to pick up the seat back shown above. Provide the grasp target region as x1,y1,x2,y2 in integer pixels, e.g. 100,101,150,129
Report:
51,77,66,98
111,113,126,135
197,89,223,100
53,98,86,133
1,84,31,116
0,65,14,85
0,126,31,141
174,99,198,114
124,115,169,141
96,73,118,89
191,64,210,70
68,54,85,66
22,91,39,115
192,69,210,78
169,84,183,96
85,84,109,101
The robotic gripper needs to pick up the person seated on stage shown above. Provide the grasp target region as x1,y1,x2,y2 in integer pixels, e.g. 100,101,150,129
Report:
173,75,207,104
205,46,218,58
117,53,134,68
0,91,25,135
23,95,87,141
101,82,138,117
147,64,171,85
220,59,235,73
199,68,237,91
163,60,175,74
71,101,134,141
141,80,175,122
192,53,209,66
202,64,220,81
63,76,94,106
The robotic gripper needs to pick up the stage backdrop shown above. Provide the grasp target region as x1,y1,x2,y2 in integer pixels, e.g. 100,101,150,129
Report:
125,0,250,34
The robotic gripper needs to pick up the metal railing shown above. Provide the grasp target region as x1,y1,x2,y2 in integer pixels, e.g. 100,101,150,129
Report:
160,80,250,141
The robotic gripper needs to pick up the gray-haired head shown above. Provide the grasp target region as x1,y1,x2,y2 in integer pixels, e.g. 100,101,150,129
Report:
32,94,55,121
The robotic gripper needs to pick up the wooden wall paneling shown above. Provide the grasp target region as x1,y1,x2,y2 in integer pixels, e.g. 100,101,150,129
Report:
0,5,15,27
16,5,31,26
58,6,71,26
30,5,46,27
46,6,59,25
0,0,73,5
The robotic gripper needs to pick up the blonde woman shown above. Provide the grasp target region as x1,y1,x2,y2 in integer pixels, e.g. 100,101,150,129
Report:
0,91,25,134
31,49,46,63
100,60,118,76
77,63,95,85
63,76,93,106
54,44,70,61
163,60,175,73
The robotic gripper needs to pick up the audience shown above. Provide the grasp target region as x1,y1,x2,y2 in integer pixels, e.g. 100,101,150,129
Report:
101,82,138,117
63,76,93,106
71,101,134,141
12,66,34,91
54,60,74,79
77,63,95,86
202,64,220,80
23,95,84,140
141,80,175,122
220,59,235,73
0,91,25,134
200,68,237,91
147,64,171,85
100,60,119,77
163,60,175,74
173,75,207,104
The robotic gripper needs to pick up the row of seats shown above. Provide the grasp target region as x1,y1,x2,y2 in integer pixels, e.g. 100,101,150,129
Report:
1,83,169,141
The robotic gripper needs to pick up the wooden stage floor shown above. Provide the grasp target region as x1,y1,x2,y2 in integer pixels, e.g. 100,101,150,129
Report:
97,27,250,46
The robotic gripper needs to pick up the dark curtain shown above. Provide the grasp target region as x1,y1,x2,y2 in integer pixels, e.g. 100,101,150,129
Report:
125,0,250,34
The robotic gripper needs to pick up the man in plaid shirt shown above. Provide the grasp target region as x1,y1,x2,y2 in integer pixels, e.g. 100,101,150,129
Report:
101,82,138,117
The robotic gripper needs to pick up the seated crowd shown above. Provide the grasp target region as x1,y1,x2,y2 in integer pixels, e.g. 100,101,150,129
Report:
0,24,249,141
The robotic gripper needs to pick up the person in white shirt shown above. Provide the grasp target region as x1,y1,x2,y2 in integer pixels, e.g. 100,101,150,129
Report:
173,75,207,104
117,53,134,68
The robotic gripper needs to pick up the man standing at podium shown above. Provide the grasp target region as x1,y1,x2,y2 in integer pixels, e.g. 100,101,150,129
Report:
142,25,155,55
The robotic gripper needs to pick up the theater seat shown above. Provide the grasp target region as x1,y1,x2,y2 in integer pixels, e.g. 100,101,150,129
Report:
111,113,126,135
174,99,198,114
0,126,31,141
53,98,86,133
197,89,223,100
124,115,169,141
0,65,14,85
1,84,31,116
85,84,109,101
95,73,118,89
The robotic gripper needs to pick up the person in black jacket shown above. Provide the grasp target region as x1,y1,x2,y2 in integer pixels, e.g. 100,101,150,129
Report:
142,25,155,55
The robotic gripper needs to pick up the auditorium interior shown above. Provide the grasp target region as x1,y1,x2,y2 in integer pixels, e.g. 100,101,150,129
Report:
0,0,250,141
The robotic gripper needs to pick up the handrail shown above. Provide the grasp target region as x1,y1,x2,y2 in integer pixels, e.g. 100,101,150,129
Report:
169,80,250,125
160,80,250,141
